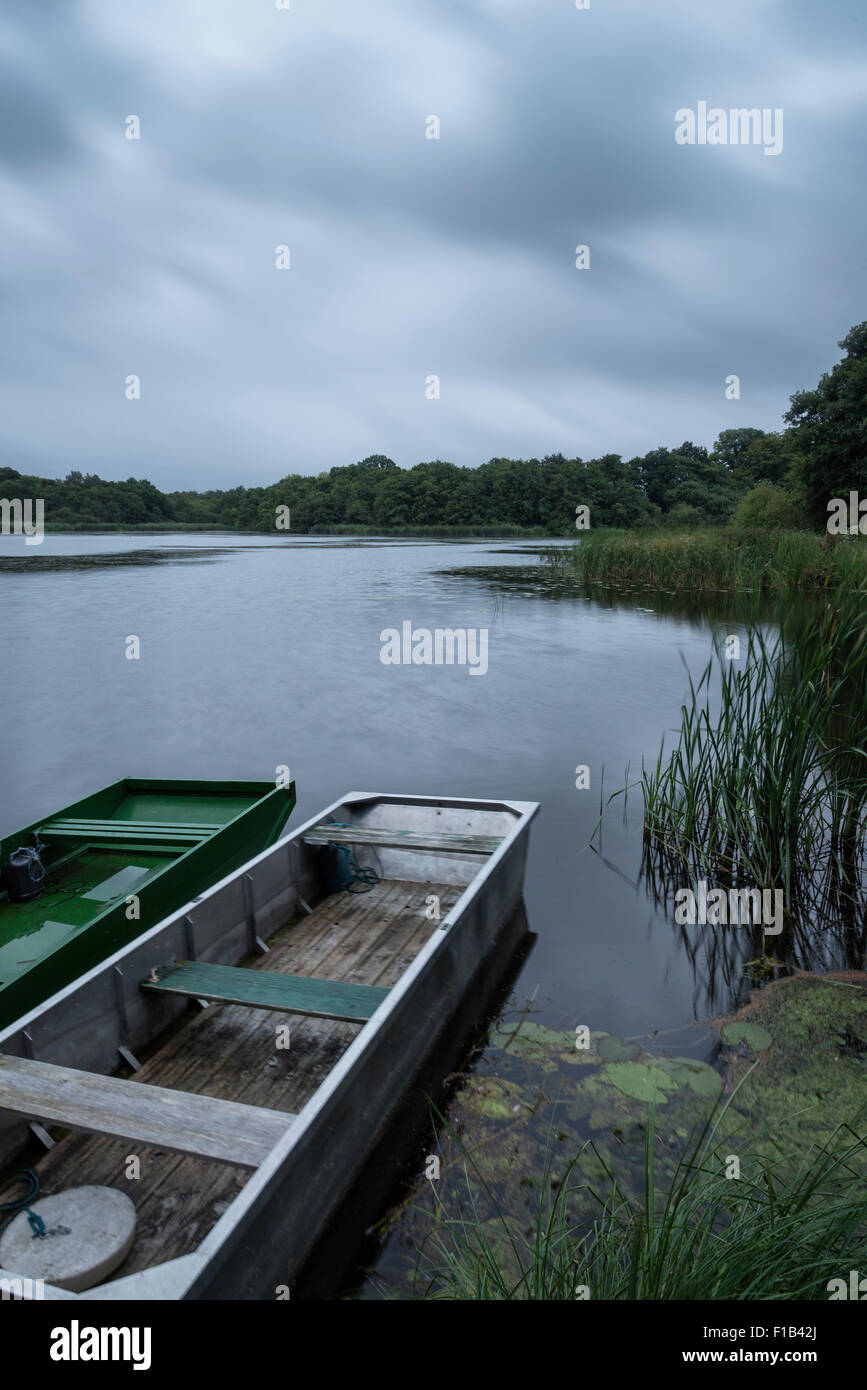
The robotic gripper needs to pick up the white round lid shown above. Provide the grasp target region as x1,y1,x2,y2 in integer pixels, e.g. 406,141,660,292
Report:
0,1185,136,1292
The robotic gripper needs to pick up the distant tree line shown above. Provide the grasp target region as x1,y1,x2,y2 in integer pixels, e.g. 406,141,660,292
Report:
2,322,864,535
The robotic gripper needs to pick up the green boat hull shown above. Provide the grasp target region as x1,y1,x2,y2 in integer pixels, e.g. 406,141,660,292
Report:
0,777,296,1027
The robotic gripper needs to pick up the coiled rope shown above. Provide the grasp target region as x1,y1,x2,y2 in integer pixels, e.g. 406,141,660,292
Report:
0,1171,46,1238
325,823,381,893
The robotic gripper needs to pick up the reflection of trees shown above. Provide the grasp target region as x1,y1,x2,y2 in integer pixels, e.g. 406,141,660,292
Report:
443,563,774,631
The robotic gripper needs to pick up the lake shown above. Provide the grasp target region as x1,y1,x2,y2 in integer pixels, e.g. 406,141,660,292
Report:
1,529,783,1288
1,531,725,1020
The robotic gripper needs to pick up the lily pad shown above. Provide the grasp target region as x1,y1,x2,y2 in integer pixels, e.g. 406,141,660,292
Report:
597,1034,641,1062
561,1029,610,1066
721,1021,773,1051
491,1022,567,1048
655,1057,723,1098
488,1022,570,1069
603,1061,679,1105
377,974,867,1297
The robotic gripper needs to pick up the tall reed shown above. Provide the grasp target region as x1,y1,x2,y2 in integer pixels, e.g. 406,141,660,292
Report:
546,529,867,595
637,584,867,966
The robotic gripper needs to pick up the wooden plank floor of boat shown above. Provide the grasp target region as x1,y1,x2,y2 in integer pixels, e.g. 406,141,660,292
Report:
20,877,459,1280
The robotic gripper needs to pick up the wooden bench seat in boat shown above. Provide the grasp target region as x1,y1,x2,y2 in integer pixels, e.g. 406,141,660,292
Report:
0,1054,293,1168
38,818,218,846
141,961,389,1023
302,823,504,855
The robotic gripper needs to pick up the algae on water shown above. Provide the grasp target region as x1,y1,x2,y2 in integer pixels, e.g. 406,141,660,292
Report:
381,973,867,1294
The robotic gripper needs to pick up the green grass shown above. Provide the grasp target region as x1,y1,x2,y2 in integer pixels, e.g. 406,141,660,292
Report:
413,1103,867,1300
546,528,867,594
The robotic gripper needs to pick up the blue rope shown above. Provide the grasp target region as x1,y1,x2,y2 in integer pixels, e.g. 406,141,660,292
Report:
325,824,380,893
0,1170,45,1238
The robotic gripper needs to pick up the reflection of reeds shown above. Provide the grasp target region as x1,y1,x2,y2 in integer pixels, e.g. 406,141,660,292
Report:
639,586,867,987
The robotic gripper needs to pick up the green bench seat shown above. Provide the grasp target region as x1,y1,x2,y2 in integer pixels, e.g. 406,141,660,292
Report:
141,960,390,1023
39,818,217,846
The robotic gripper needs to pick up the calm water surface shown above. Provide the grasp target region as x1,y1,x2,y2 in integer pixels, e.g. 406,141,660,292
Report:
2,531,761,1288
1,532,743,1026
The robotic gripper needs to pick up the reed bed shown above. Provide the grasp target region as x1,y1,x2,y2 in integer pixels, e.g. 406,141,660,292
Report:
636,586,867,961
546,529,867,595
307,523,546,538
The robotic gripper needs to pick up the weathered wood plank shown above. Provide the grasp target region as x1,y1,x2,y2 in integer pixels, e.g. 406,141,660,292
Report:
142,961,390,1023
303,824,502,855
0,1055,293,1169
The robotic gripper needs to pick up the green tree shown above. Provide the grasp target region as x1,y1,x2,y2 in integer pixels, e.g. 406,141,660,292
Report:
711,427,767,476
786,322,867,526
740,432,801,488
731,483,805,530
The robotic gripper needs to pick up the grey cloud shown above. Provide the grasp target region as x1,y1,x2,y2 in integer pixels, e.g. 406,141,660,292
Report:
0,0,864,486
0,71,78,169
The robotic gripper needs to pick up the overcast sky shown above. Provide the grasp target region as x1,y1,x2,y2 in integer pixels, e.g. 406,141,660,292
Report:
1,0,865,490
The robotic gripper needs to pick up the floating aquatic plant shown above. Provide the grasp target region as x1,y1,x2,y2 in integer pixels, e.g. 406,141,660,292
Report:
412,1102,867,1300
721,1021,773,1051
378,981,867,1299
603,1061,679,1105
597,1035,641,1062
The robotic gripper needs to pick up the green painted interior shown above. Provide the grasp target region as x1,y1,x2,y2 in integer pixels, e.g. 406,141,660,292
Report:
0,849,171,987
113,793,254,824
81,864,154,902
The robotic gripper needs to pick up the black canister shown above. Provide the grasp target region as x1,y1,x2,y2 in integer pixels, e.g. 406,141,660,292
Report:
4,846,47,902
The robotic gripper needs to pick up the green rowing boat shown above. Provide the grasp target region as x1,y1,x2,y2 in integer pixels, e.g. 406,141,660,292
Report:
0,777,296,1027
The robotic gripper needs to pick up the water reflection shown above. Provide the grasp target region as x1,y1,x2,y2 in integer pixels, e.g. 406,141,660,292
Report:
641,843,867,1015
442,562,776,625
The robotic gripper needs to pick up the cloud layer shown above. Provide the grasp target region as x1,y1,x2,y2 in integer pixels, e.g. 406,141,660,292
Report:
1,0,865,488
